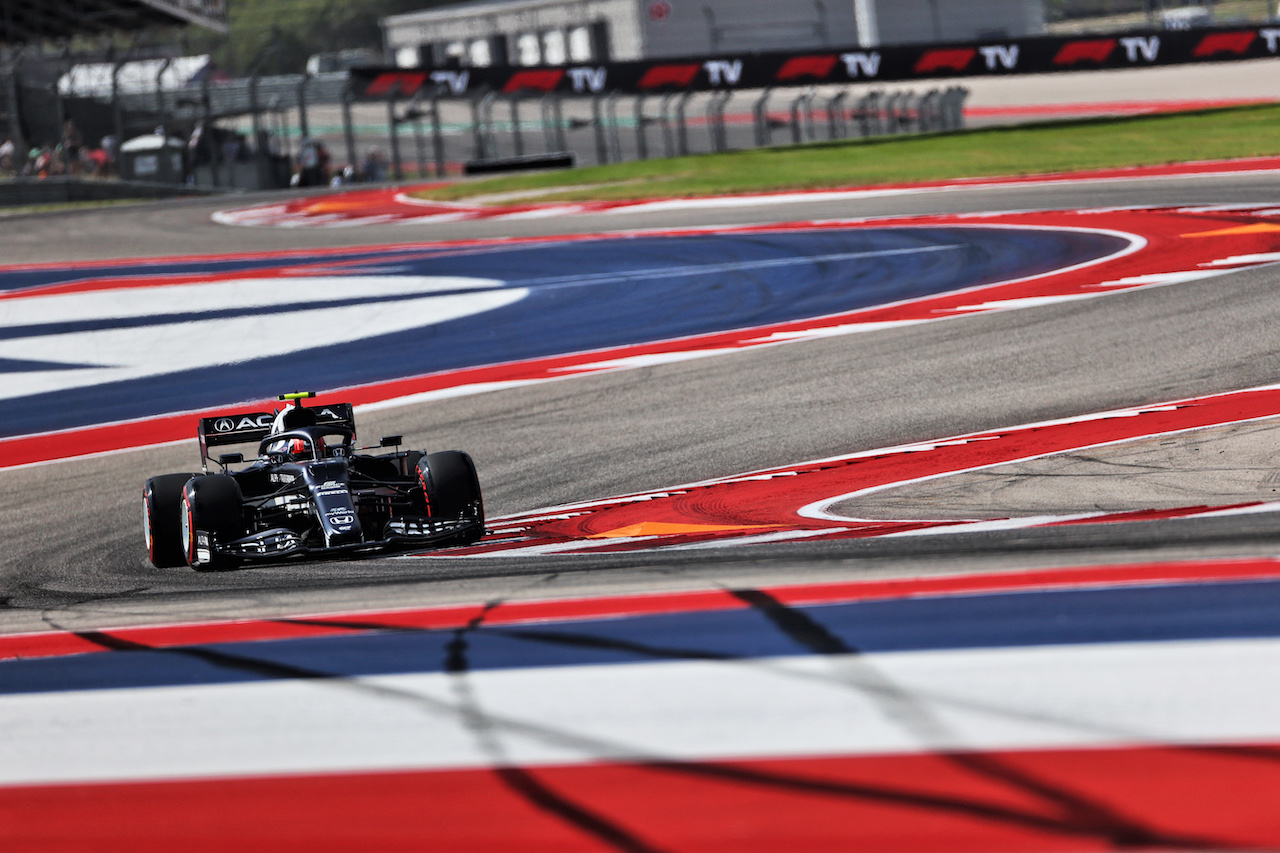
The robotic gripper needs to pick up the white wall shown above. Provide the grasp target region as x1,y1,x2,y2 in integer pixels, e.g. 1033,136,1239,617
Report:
637,0,861,59
383,0,641,65
874,0,1044,46
382,0,1046,67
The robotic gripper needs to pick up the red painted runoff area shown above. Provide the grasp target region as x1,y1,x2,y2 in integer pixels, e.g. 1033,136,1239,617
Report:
463,385,1280,554
212,157,1280,228
4,743,1279,852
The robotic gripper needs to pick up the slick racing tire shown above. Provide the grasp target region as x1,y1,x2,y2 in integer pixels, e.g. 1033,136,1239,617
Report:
143,473,196,568
181,475,244,571
417,451,485,544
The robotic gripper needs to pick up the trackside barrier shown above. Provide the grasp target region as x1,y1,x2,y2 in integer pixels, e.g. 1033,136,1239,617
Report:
1,69,961,187
9,23,1275,190
376,85,968,176
352,24,1280,98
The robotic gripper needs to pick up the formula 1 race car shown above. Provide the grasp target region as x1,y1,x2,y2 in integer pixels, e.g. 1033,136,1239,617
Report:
143,393,485,570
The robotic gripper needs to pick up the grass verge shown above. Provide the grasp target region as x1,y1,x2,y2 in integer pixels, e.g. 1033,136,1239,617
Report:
414,103,1280,203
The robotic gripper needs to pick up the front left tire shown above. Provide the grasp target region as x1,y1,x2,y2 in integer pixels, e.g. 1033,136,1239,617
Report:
181,475,244,571
143,473,196,568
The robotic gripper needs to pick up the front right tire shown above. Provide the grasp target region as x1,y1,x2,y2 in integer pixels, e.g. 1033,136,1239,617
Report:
417,451,485,545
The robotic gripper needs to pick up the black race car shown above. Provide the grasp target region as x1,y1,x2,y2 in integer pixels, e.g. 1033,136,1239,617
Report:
143,393,485,570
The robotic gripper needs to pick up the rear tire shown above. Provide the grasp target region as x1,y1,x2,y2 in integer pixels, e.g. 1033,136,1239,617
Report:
181,475,244,571
417,451,484,544
143,474,195,568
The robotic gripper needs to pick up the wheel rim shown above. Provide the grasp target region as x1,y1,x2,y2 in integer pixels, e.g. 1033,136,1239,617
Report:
142,492,154,560
181,494,194,564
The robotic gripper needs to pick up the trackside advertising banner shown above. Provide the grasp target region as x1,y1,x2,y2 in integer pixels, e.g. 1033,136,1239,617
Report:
351,25,1280,99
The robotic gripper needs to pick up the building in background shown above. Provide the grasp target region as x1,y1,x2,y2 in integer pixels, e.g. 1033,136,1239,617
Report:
381,0,1046,68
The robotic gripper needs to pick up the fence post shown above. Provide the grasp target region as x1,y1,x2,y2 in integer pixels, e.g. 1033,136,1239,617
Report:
553,94,566,151
706,91,721,152
606,92,622,162
788,91,805,144
53,73,66,159
827,89,847,139
386,83,403,180
591,93,608,164
341,80,357,175
901,90,919,132
296,72,312,139
200,72,220,187
413,114,427,179
110,59,125,153
919,88,939,132
659,92,675,158
947,86,968,129
752,88,772,148
510,96,524,157
721,91,732,151
430,89,445,177
249,69,267,186
2,50,26,153
675,90,692,156
151,57,170,135
634,94,648,160
541,94,556,152
470,95,486,161
865,90,883,136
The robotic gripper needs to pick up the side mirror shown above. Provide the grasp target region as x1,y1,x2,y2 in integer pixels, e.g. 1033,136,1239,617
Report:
218,453,244,467
380,435,403,447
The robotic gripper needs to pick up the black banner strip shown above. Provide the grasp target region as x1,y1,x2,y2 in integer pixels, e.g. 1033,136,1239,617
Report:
350,25,1280,100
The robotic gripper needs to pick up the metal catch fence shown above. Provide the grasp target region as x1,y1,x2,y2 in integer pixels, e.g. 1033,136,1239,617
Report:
2,62,968,190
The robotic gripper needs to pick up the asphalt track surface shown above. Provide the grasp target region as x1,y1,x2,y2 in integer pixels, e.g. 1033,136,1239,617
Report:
5,169,1280,636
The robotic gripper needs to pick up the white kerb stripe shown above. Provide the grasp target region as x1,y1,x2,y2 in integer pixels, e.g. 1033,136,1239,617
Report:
1,638,1279,786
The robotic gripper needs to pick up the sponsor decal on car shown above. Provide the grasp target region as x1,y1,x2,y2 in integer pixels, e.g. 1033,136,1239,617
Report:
326,510,355,527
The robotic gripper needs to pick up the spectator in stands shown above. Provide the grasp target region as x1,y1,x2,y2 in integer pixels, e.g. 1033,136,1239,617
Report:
100,135,118,177
332,163,357,186
361,146,387,183
220,133,241,164
30,146,54,178
295,137,331,187
62,120,83,176
0,137,14,175
81,145,109,177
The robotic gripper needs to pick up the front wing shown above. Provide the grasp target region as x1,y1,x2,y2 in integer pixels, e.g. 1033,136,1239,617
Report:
205,516,484,563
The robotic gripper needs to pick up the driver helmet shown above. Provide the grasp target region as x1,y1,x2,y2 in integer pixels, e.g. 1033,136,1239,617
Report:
267,405,318,458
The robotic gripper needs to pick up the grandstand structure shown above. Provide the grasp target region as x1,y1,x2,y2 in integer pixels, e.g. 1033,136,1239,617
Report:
0,0,226,44
2,0,226,172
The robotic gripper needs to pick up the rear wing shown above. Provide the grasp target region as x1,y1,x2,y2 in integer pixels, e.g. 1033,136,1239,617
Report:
198,403,356,461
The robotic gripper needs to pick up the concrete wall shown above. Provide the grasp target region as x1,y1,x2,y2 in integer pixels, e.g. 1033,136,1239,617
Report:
0,177,212,207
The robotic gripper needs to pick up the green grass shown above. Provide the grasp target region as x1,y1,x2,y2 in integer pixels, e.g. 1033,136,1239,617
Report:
416,104,1280,203
0,196,147,217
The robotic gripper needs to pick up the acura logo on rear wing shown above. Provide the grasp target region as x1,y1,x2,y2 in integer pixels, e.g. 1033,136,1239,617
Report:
207,414,274,433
